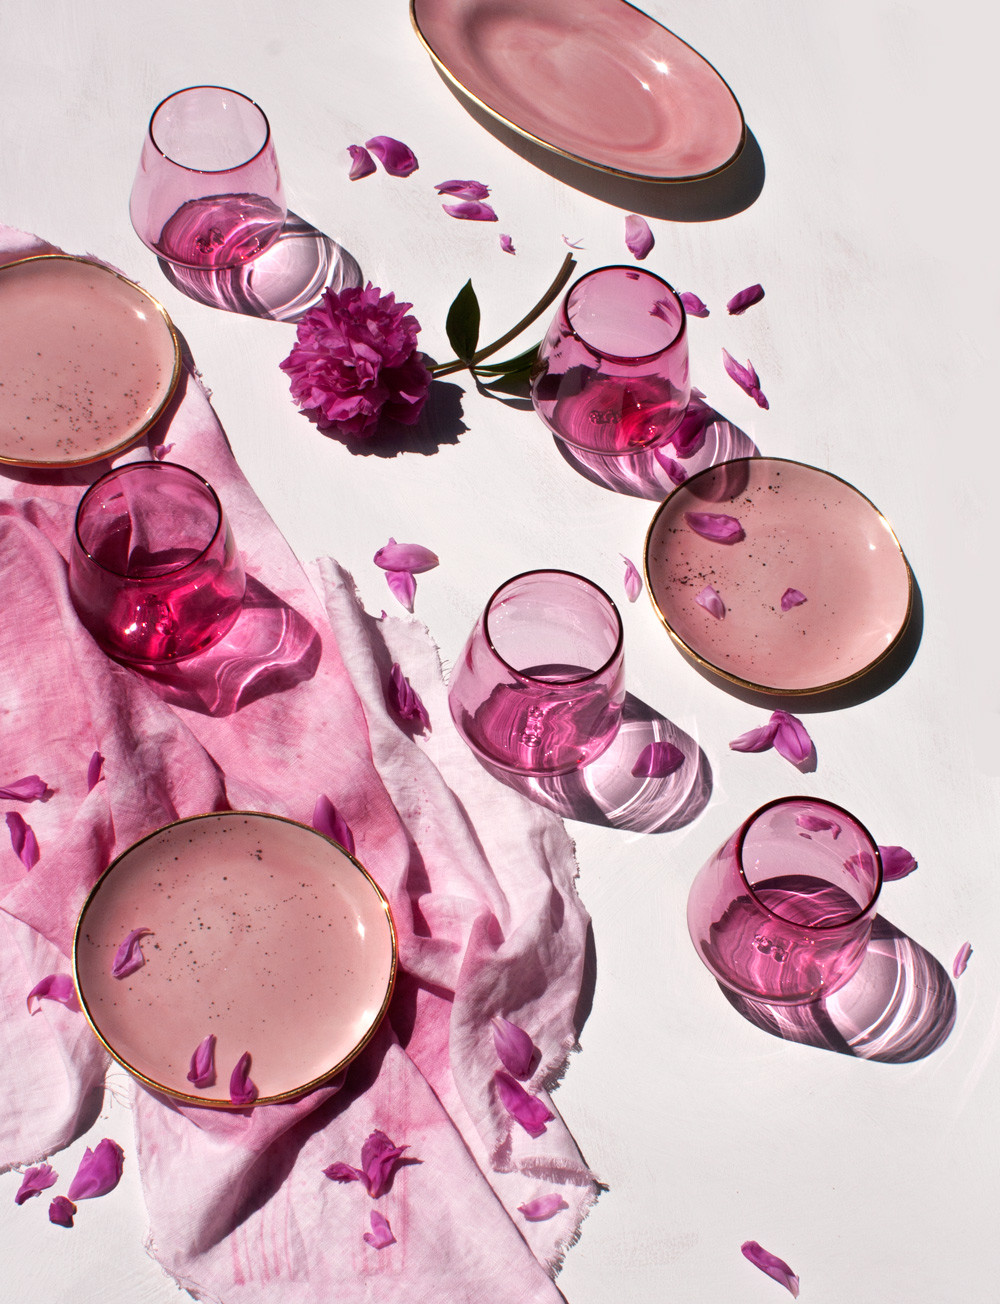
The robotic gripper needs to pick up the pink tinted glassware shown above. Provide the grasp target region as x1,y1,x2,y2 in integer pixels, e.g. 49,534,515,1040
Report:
130,86,286,269
687,797,883,1005
69,461,246,665
530,265,690,456
448,570,625,775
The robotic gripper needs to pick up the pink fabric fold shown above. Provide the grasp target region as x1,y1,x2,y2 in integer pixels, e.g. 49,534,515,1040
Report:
0,226,596,1301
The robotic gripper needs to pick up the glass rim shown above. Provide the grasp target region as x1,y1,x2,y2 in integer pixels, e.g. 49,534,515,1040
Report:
148,84,273,175
74,460,226,583
482,568,624,687
735,794,883,931
560,264,687,365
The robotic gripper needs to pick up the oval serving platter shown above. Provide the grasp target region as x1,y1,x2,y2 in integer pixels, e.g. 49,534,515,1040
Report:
410,0,745,182
73,812,397,1107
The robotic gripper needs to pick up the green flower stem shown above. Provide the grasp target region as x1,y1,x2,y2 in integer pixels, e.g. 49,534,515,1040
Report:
430,254,577,378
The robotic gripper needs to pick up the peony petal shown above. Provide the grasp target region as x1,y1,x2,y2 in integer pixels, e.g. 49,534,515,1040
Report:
679,291,710,318
66,1139,124,1201
561,235,585,249
499,233,516,255
6,812,39,869
668,403,712,459
86,751,104,791
518,1193,569,1221
323,1161,366,1186
741,1241,800,1298
0,774,48,801
386,569,417,611
435,178,490,199
111,928,152,979
723,349,769,409
348,144,377,180
624,213,654,260
630,741,684,778
442,200,498,221
27,974,79,1015
771,710,814,765
796,813,841,839
186,1034,217,1089
14,1164,58,1205
621,555,642,603
953,942,973,978
494,1070,554,1138
312,795,356,855
229,1051,258,1106
780,588,807,611
492,1017,535,1079
653,450,688,485
729,720,780,753
365,135,419,177
879,844,917,881
684,512,745,544
48,1196,76,1227
727,283,765,315
363,1210,396,1249
150,441,174,461
388,663,430,730
696,584,726,619
373,538,439,573
360,1129,409,1198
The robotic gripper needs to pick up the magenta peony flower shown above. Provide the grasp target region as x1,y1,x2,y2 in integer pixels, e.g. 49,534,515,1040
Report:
279,284,432,437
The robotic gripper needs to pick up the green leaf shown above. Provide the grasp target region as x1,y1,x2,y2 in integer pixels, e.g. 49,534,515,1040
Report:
445,280,481,364
474,343,539,376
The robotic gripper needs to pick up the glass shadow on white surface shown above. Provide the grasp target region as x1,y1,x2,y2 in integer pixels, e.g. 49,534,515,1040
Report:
721,915,956,1063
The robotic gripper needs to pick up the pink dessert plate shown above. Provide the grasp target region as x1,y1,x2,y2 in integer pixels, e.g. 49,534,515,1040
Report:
644,457,912,695
410,0,745,182
0,254,180,467
73,812,397,1107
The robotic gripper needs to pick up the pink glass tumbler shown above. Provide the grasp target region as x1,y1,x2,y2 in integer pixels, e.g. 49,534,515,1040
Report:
448,570,625,775
530,265,690,456
687,797,883,1005
129,86,286,269
69,461,246,665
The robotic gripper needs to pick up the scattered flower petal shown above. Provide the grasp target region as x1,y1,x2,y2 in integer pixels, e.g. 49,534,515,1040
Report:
624,213,654,260
879,844,917,881
631,741,684,778
723,349,769,409
48,1196,76,1227
653,450,688,485
86,751,104,791
373,539,439,573
796,813,840,838
684,511,745,544
494,1070,553,1138
324,1130,409,1197
312,795,356,855
741,1240,800,1298
953,942,973,978
14,1164,57,1205
348,144,377,180
780,588,807,611
561,235,585,249
696,585,726,620
26,974,79,1015
365,135,418,177
621,555,642,603
111,928,152,979
186,1034,217,1089
499,233,516,255
668,403,712,458
727,283,765,315
229,1052,258,1106
679,292,710,318
363,1210,396,1249
66,1139,124,1201
435,178,490,200
150,441,174,461
729,720,781,753
492,1017,535,1079
442,200,498,221
0,775,48,801
386,569,417,611
388,663,430,730
6,812,39,869
771,710,813,765
518,1193,569,1221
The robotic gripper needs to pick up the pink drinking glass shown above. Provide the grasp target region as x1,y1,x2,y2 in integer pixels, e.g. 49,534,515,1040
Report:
448,570,626,775
530,265,691,456
687,797,883,1005
69,461,246,665
130,86,287,269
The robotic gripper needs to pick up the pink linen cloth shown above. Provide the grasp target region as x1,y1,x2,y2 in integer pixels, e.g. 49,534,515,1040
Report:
0,226,598,1301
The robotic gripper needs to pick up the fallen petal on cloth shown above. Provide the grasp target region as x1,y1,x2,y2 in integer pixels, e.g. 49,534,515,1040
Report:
363,1209,396,1249
86,752,104,791
741,1240,800,1297
495,1070,554,1138
26,973,79,1015
6,813,39,870
48,1196,76,1227
111,928,152,979
492,1017,535,1079
518,1193,568,1221
0,775,48,801
312,794,356,855
66,1139,124,1201
388,662,431,729
359,1129,410,1198
14,1163,57,1204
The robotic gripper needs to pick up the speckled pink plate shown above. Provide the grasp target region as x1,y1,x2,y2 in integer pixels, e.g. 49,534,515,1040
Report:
644,458,912,694
0,255,180,467
410,0,745,182
73,812,397,1107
